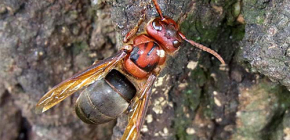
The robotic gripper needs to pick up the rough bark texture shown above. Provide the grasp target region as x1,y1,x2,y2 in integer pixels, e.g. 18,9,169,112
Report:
242,0,290,91
237,0,290,139
0,0,290,140
0,0,116,139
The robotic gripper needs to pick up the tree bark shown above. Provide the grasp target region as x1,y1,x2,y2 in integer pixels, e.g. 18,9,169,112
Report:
0,0,290,140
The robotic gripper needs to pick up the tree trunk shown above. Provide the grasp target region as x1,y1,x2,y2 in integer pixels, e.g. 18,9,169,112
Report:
0,0,289,140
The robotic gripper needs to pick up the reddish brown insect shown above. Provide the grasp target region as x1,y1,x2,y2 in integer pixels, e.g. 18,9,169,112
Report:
36,0,225,139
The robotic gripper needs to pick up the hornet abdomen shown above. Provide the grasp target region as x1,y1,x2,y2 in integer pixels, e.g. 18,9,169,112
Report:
75,70,136,124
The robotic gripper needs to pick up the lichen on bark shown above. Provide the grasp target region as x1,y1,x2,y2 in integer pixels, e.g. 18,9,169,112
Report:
1,0,290,140
242,0,290,90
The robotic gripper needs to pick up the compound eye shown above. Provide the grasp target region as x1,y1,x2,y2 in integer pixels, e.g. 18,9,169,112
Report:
152,19,162,31
172,40,181,48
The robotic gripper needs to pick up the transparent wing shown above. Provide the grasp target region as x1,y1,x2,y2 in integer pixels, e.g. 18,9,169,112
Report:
35,50,127,113
121,74,157,140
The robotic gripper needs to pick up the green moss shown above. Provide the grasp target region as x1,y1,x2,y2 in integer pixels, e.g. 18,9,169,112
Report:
173,66,208,139
223,0,240,26
72,41,89,55
231,24,245,41
234,79,290,140
232,1,241,18
180,0,244,43
174,1,246,138
242,0,268,24
190,67,207,87
174,105,198,140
